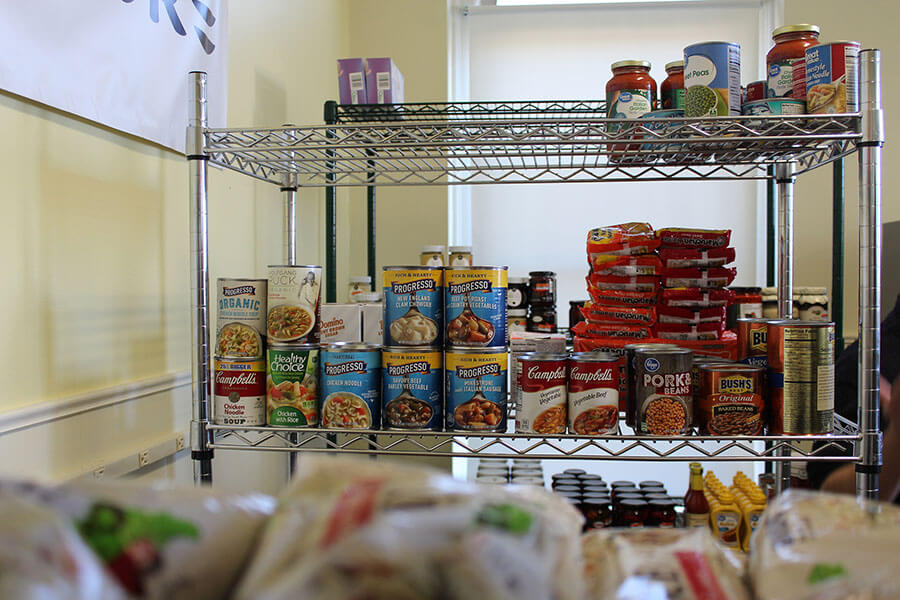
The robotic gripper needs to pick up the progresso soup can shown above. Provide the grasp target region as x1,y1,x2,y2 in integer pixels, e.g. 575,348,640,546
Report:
216,278,266,359
382,347,443,430
266,343,319,427
267,265,322,344
445,266,508,348
213,357,266,426
383,267,443,347
320,343,381,430
684,41,742,117
446,347,509,432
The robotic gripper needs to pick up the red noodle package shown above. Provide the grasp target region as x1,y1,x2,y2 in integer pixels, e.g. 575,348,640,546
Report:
660,287,735,308
591,254,663,276
586,223,660,257
587,287,658,307
659,247,735,268
657,305,726,324
575,332,738,360
571,321,653,340
587,274,660,294
661,267,736,289
581,302,657,326
656,321,725,341
656,227,732,249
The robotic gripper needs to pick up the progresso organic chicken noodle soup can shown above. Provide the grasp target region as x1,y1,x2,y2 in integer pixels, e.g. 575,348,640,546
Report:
684,42,742,117
445,348,508,432
320,343,381,429
382,347,443,430
383,267,443,347
267,343,319,427
267,265,322,344
445,266,508,348
216,278,267,359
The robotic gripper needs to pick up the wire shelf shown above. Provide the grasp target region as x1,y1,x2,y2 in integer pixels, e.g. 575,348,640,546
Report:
334,100,610,123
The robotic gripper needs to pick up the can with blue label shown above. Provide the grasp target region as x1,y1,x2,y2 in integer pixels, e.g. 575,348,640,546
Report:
382,347,443,430
320,343,382,429
383,267,443,347
741,99,805,116
638,109,685,160
684,41,742,117
445,266,508,348
445,347,509,432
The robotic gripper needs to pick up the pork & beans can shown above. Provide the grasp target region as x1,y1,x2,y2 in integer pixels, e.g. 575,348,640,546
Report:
216,278,266,359
634,347,693,435
213,357,266,426
625,342,678,428
382,347,442,430
568,352,620,435
320,343,381,429
266,343,319,427
445,266,508,348
267,265,322,344
446,347,508,432
698,364,765,435
383,266,443,347
516,352,568,434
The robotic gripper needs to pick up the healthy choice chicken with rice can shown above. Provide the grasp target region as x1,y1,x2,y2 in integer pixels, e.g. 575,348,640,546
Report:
266,343,320,427
383,266,442,347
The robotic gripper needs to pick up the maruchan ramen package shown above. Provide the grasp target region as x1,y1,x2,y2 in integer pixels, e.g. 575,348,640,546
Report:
659,247,736,268
657,321,725,341
581,302,657,326
587,222,660,257
660,287,735,308
571,321,653,340
661,267,737,289
591,253,663,276
587,286,659,307
587,274,660,294
656,227,732,249
658,305,726,324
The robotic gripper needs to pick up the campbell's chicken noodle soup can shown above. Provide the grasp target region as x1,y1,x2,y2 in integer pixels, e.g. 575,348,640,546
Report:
216,278,267,359
214,357,266,426
805,42,860,114
446,348,508,432
767,321,835,434
515,352,567,434
737,318,770,369
634,347,693,435
267,265,322,344
266,343,319,427
699,364,765,435
624,343,678,428
445,266,508,349
568,352,620,435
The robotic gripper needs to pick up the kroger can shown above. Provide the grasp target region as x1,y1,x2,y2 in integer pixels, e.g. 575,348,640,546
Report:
624,342,678,427
516,352,567,434
213,357,266,426
634,347,693,435
568,352,620,435
320,343,381,429
266,343,319,427
445,266,508,348
216,278,266,359
684,41,742,117
382,347,443,430
446,348,509,432
698,364,765,435
267,265,322,344
805,42,860,114
383,267,443,347
737,318,769,369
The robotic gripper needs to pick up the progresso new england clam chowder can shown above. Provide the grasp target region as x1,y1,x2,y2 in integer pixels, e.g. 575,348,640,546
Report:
320,343,381,429
445,266,508,348
445,348,509,432
383,267,443,347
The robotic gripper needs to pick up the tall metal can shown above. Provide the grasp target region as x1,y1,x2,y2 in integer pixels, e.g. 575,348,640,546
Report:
216,278,267,359
267,265,322,344
624,342,678,428
736,318,770,369
684,41,742,117
633,347,694,435
266,343,320,427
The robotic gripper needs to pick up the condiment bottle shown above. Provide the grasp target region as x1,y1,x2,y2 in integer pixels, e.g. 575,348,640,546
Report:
661,60,685,110
684,462,710,528
704,473,741,550
766,25,820,98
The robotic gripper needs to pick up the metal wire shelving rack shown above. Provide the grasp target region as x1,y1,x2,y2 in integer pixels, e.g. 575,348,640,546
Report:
186,49,884,499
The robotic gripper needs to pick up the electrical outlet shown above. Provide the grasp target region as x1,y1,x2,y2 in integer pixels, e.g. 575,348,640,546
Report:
93,465,105,479
138,450,150,468
175,433,185,452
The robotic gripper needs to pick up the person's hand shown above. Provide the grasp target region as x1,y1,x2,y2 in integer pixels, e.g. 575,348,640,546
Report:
883,376,899,428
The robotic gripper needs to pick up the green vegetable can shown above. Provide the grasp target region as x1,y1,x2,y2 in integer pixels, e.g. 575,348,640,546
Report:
684,42,742,117
267,343,319,427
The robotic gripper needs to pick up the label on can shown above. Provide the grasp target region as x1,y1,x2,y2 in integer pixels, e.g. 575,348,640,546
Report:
214,358,266,426
791,57,807,100
737,319,769,369
445,267,508,348
383,267,443,346
267,345,319,427
767,59,796,98
608,89,653,119
684,42,742,117
382,348,442,430
267,266,322,344
741,99,806,116
700,365,764,435
321,347,381,429
768,323,835,434
806,42,860,114
516,354,567,434
216,278,266,359
635,350,693,435
568,356,619,435
446,349,508,432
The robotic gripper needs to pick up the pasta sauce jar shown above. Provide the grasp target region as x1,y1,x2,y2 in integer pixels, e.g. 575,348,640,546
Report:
607,60,657,119
661,60,684,110
767,24,820,98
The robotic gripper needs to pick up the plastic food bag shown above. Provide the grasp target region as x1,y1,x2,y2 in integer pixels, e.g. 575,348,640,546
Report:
581,302,657,326
587,223,660,257
658,305,726,325
659,247,736,268
750,490,900,600
588,274,660,293
235,456,584,600
656,227,732,249
661,268,737,289
591,253,664,276
571,321,653,340
660,287,735,308
587,287,658,307
657,321,725,341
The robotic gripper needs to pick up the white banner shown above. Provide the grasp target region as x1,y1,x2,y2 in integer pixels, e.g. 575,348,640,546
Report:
0,0,227,153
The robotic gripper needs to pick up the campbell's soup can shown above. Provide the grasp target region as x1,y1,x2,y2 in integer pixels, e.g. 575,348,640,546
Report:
767,320,834,434
516,352,567,434
382,347,442,430
805,41,860,114
568,352,620,435
634,347,693,435
216,278,266,359
624,342,678,428
267,265,322,344
698,364,765,435
446,348,508,432
445,266,508,348
214,357,266,426
383,267,443,347
737,318,770,369
266,343,319,427
746,80,766,102
684,41,742,117
320,343,381,430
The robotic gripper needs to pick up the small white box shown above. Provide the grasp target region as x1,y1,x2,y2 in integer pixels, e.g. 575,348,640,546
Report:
360,303,383,345
320,304,362,343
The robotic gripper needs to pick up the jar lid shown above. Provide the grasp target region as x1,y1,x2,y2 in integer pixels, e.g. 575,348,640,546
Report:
611,60,651,71
616,493,644,501
610,480,635,488
449,245,472,253
355,291,382,303
553,485,581,494
563,468,587,476
348,275,372,283
509,276,529,284
649,499,677,508
508,309,528,317
639,480,665,489
529,271,557,277
576,473,603,482
665,60,684,71
772,24,820,38
582,494,611,504
420,245,444,253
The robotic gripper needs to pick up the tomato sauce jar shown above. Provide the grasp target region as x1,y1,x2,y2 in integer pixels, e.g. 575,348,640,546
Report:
767,24,820,98
607,60,657,118
661,60,684,110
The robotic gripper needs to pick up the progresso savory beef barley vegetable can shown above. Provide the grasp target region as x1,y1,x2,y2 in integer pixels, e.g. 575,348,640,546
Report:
445,348,508,432
382,347,442,430
216,278,266,359
383,267,443,347
634,347,693,435
266,343,319,427
684,42,742,117
214,357,266,426
320,343,381,429
445,266,508,348
267,265,322,344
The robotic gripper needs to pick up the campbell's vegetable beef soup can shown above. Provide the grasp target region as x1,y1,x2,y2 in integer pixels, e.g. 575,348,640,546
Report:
516,352,568,434
383,267,443,347
446,348,508,432
267,265,322,344
698,364,765,435
625,343,678,428
382,347,442,430
737,318,770,369
445,266,508,349
805,41,860,114
320,343,381,430
216,278,266,359
767,320,835,434
634,347,693,435
267,343,319,427
214,357,266,426
684,41,742,117
568,352,620,435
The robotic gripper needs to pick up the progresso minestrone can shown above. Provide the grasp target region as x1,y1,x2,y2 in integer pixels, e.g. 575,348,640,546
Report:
320,343,382,429
266,343,319,427
214,357,266,426
267,265,322,344
445,266,508,348
383,267,443,347
684,41,742,117
445,347,509,432
382,347,443,430
216,278,266,359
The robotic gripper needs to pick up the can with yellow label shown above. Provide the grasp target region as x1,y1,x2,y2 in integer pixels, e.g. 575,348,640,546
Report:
445,266,508,349
445,347,509,432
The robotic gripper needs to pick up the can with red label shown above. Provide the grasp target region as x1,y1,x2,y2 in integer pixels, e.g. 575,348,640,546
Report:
516,352,568,434
737,318,770,370
698,364,765,435
214,356,266,426
568,352,620,435
791,57,807,101
746,80,766,102
633,347,693,435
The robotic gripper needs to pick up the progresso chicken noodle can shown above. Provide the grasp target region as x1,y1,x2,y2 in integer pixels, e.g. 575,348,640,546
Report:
445,266,508,348
320,343,381,429
216,278,266,359
382,347,442,430
446,348,508,432
267,343,319,427
383,267,442,347
684,41,742,117
267,265,322,344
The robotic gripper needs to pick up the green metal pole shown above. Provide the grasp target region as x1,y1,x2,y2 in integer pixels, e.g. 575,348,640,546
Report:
324,101,338,303
767,165,776,287
832,159,845,357
367,150,376,283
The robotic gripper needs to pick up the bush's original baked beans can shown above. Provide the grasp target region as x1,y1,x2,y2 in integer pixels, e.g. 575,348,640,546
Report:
216,278,266,359
691,356,734,427
698,364,765,435
515,352,568,434
266,343,319,427
625,343,678,428
320,343,381,430
568,352,619,435
445,266,508,349
214,357,266,426
446,348,508,432
767,320,835,434
383,267,443,347
634,347,693,435
382,347,442,431
737,318,770,369
267,266,322,344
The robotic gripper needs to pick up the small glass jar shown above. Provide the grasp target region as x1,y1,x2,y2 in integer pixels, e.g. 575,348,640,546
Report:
611,487,640,501
569,300,587,330
508,277,529,310
552,477,582,489
648,499,677,528
643,492,672,503
527,304,557,333
528,271,557,304
581,494,613,530
610,480,636,489
639,480,665,490
618,499,649,527
767,24,820,98
576,473,603,484
420,245,445,267
563,468,587,476
448,246,473,266
614,493,644,505
797,286,829,321
508,309,528,334
554,485,582,496
347,276,372,302
661,60,684,110
355,291,382,304
582,484,609,496
761,286,778,319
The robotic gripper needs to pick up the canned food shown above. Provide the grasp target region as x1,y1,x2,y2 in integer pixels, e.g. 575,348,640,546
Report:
568,352,620,435
383,267,443,347
475,475,507,485
267,265,322,344
634,347,693,435
320,343,381,429
767,320,835,434
213,357,266,426
684,41,742,117
624,343,678,427
508,309,528,335
737,318,770,369
698,364,765,435
382,347,443,430
445,266,508,348
216,278,266,359
516,352,568,434
446,347,509,432
746,80,766,102
508,277,529,310
742,98,805,115
806,41,860,114
266,343,319,427
691,355,734,426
